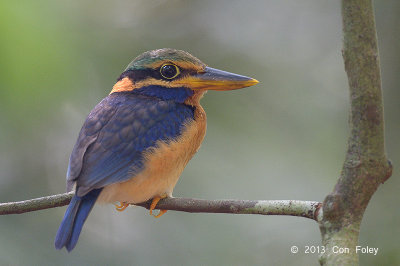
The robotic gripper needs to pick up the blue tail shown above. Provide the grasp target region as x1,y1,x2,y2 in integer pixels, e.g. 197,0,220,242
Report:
55,189,102,251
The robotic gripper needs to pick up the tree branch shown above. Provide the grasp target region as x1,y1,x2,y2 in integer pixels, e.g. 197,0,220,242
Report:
0,192,74,215
136,198,322,220
319,0,393,265
0,192,322,221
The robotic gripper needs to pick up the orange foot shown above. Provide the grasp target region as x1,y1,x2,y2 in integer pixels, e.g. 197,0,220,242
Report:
115,202,129,212
149,195,168,218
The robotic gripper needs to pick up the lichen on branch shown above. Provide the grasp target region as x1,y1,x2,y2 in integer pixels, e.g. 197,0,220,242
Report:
0,192,321,221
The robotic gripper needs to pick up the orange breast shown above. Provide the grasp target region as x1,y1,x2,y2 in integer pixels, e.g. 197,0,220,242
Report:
98,102,207,204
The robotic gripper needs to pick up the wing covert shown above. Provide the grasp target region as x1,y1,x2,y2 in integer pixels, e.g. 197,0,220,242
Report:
68,92,194,197
66,96,120,191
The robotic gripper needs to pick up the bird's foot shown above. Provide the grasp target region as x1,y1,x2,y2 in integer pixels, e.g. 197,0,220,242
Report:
149,195,168,218
115,202,129,212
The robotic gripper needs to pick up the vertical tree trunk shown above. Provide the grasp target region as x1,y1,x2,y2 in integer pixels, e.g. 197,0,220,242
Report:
319,0,392,264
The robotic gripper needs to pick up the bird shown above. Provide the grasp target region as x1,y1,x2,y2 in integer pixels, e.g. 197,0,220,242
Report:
54,48,258,251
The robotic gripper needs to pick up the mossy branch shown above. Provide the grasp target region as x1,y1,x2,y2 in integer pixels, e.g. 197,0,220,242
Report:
0,192,321,221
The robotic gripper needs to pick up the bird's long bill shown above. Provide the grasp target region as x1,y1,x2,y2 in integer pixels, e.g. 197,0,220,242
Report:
179,67,259,91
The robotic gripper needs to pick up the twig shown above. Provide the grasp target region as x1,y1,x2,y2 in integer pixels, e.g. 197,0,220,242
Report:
136,198,322,221
0,192,74,215
0,192,321,221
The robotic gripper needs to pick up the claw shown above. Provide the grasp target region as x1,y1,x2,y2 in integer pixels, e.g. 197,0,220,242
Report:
154,209,168,218
149,195,168,218
115,202,129,212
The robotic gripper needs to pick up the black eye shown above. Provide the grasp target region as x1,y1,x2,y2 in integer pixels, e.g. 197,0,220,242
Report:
160,64,180,79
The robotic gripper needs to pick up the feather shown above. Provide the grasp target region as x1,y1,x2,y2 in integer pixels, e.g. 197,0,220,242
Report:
67,91,194,196
55,189,102,251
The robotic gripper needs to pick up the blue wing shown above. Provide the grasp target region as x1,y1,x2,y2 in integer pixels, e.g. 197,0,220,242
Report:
67,91,195,197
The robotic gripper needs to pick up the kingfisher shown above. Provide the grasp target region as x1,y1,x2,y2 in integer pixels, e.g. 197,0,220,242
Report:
55,48,258,251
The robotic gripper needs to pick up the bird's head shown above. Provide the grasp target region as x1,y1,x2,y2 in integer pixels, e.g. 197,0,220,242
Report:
111,48,258,104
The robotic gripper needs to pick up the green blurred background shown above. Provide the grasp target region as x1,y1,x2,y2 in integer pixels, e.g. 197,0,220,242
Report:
0,1,399,265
